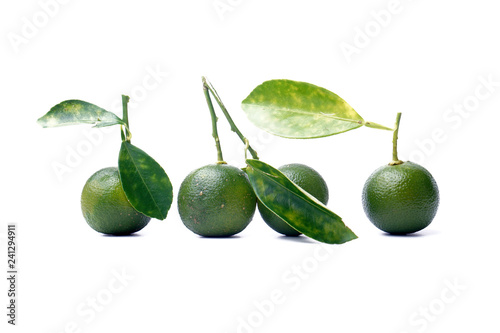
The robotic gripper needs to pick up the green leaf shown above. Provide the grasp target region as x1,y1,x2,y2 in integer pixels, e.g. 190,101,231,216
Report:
118,142,173,220
242,79,364,139
245,159,357,244
37,100,125,128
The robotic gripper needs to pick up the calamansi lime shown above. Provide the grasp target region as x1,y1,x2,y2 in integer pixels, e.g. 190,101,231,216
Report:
81,167,151,235
177,164,257,237
362,161,439,234
258,163,329,236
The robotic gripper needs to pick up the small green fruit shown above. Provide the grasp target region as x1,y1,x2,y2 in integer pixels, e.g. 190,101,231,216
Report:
258,163,329,236
81,167,151,235
177,164,257,237
362,161,439,234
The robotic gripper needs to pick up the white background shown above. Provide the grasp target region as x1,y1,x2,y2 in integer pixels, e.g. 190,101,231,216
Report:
1,0,499,332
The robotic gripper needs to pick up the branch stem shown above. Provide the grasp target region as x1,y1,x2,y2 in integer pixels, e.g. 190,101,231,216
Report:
203,80,225,164
390,112,403,165
203,77,259,160
121,95,132,142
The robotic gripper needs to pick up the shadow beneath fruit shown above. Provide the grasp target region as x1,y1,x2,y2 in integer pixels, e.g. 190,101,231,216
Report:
380,229,440,238
277,235,316,244
199,235,242,239
101,233,143,238
381,233,423,238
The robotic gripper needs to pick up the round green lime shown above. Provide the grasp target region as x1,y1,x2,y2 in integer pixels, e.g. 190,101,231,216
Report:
362,161,439,234
81,167,151,235
177,164,257,237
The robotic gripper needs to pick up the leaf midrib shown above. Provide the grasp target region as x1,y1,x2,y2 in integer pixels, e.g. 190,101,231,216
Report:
243,102,363,125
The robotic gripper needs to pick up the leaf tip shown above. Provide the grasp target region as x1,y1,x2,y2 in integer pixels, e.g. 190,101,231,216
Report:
36,117,45,127
339,229,358,244
36,114,59,128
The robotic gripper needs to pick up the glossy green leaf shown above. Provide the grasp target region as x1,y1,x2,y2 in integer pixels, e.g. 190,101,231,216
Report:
245,159,357,244
242,79,365,138
118,142,173,220
37,100,125,128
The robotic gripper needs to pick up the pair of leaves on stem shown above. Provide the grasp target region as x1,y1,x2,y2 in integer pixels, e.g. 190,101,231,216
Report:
204,77,356,243
241,79,384,244
37,100,173,220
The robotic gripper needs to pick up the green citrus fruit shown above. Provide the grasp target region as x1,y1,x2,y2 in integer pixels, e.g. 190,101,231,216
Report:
258,163,329,236
177,163,257,237
81,167,151,235
362,161,439,234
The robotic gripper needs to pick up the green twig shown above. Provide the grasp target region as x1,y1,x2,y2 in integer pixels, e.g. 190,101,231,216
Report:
390,112,403,165
121,95,132,142
202,77,259,160
203,79,225,164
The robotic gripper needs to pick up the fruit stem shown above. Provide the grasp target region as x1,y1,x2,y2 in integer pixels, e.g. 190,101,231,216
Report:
202,77,259,160
203,79,226,164
121,95,132,142
390,112,403,165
